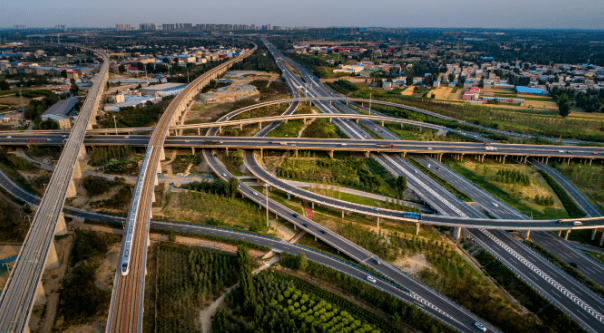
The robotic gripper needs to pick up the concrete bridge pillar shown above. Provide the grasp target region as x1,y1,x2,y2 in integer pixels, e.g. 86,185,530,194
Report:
453,227,462,240
78,145,87,160
564,230,571,240
416,223,420,236
72,161,82,180
460,153,464,162
346,100,349,105
151,191,156,203
311,202,314,209
197,128,201,136
590,159,593,166
329,118,332,123
329,150,334,159
160,147,166,161
592,228,598,240
600,232,604,246
34,281,47,306
239,124,243,131
400,123,404,129
46,241,60,269
287,193,291,200
341,210,345,219
191,147,195,154
260,148,263,159
364,151,369,158
258,122,262,130
55,212,67,236
503,155,506,164
157,162,162,174
522,230,531,240
401,152,407,158
225,147,229,156
381,121,385,127
376,216,380,228
66,179,77,198
218,126,222,134
154,173,159,186
294,150,298,157
355,119,359,124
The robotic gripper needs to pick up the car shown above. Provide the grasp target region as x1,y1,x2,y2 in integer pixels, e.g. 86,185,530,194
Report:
124,135,129,139
366,276,377,283
291,144,296,147
46,138,52,141
569,262,579,268
594,152,599,155
219,141,223,144
268,141,273,144
340,143,347,146
252,191,258,195
292,213,299,218
474,322,487,332
437,167,441,170
222,173,227,177
573,221,583,226
185,140,190,143
62,135,67,138
491,202,499,207
558,150,565,153
428,147,433,150
302,222,308,227
371,207,378,211
414,169,418,173
426,163,431,168
319,229,326,234
556,219,564,224
566,151,572,154
372,258,381,265
6,136,11,139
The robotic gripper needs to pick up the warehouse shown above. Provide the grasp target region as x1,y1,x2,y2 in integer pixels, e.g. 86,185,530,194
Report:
515,86,546,95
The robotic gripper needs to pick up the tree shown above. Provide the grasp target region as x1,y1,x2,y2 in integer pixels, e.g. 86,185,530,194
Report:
118,64,126,74
396,176,407,198
237,245,255,312
296,252,308,271
227,178,239,199
0,80,9,91
69,78,79,95
555,93,572,118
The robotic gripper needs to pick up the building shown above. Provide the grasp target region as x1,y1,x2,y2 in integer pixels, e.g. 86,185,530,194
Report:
104,95,161,112
41,114,71,129
141,83,186,97
41,98,78,119
515,86,546,95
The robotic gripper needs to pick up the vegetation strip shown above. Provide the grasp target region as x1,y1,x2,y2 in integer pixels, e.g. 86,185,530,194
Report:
406,156,473,202
537,170,586,218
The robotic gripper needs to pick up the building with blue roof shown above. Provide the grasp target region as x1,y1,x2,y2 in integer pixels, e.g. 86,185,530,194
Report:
515,86,546,95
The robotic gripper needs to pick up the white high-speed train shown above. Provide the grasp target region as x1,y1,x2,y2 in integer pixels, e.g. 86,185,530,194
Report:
121,146,154,276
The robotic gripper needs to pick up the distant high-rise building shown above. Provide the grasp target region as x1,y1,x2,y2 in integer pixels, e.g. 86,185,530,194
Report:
115,24,132,31
55,25,67,31
267,24,273,30
162,24,175,31
139,23,156,31
13,25,27,30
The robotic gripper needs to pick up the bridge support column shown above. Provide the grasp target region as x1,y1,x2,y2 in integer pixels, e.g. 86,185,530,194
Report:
154,173,159,186
342,210,345,219
239,124,243,131
55,212,67,236
416,223,420,236
157,162,162,174
295,150,298,157
564,230,571,240
311,202,314,209
460,153,464,162
259,122,263,130
503,155,506,164
260,149,263,159
160,147,166,161
590,159,593,166
453,227,462,240
34,281,47,306
592,228,597,240
152,191,156,203
72,161,82,180
78,145,87,160
329,118,332,123
356,119,359,124
381,121,384,127
482,154,485,163
329,150,334,159
191,147,195,154
376,216,380,228
600,231,604,246
197,128,201,135
346,100,349,105
66,179,77,198
46,241,60,269
522,230,531,240
225,147,229,156
287,193,290,200
558,230,562,237
568,158,571,165
364,151,369,158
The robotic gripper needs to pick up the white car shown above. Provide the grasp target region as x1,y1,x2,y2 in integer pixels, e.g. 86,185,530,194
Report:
428,147,433,150
371,207,378,211
46,138,52,141
252,191,258,195
222,173,227,177
414,169,418,173
366,276,377,283
558,150,565,153
185,140,190,143
6,136,11,139
62,135,67,138
474,322,487,332
340,143,347,146
492,202,499,207
573,221,583,226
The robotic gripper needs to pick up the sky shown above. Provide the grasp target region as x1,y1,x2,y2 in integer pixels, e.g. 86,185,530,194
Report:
1,0,603,30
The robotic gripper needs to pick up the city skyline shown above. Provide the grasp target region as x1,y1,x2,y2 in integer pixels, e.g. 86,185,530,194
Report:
1,0,604,30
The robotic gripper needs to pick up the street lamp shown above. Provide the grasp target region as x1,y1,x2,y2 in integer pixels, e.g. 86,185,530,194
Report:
264,183,270,227
112,115,118,135
369,93,372,115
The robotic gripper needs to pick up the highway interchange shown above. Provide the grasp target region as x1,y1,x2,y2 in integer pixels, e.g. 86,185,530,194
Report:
1,36,604,333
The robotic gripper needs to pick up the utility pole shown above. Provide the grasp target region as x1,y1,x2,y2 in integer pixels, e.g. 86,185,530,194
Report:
369,93,372,114
112,115,118,135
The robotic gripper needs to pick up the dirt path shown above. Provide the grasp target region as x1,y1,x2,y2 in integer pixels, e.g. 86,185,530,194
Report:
297,109,317,138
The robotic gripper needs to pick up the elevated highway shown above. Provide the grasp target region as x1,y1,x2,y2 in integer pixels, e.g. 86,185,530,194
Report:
0,44,109,333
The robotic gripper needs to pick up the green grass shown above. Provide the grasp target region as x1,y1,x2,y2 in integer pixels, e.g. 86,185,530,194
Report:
537,170,586,218
549,161,604,214
443,159,570,219
302,118,345,138
307,186,420,212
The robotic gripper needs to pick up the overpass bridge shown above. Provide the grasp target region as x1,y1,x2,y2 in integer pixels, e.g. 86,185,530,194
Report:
0,44,109,333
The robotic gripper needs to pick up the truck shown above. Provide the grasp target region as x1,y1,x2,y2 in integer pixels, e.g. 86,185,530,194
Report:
279,142,288,146
485,146,497,151
376,143,394,148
